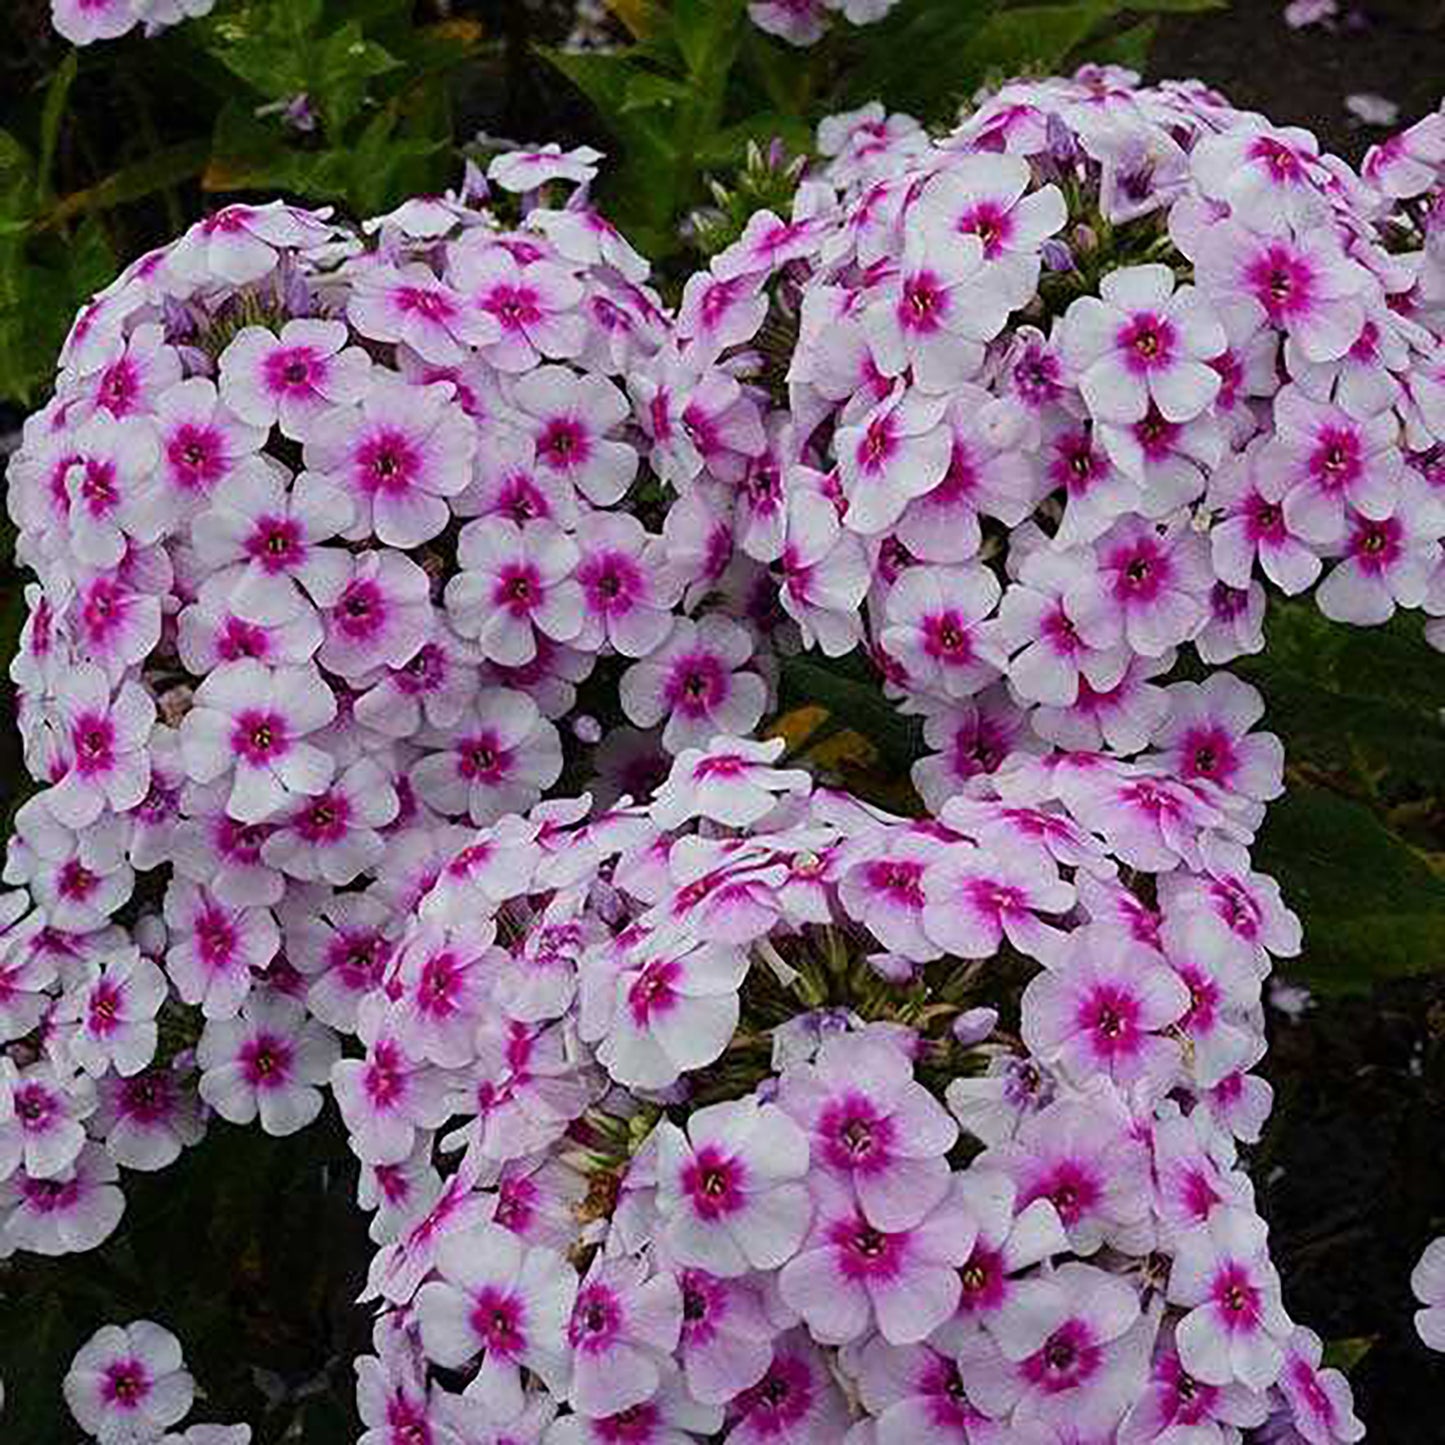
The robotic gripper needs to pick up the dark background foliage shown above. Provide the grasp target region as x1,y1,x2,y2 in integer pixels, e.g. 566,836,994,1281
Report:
4,0,1445,1436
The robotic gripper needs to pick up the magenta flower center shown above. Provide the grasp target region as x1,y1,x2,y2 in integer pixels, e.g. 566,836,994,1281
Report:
569,1284,622,1353
232,708,289,765
239,1031,294,1089
469,1286,526,1358
628,959,680,1026
1026,1319,1100,1393
1118,312,1176,372
265,346,323,396
1211,1262,1262,1331
357,429,421,495
682,1144,747,1220
101,1359,150,1409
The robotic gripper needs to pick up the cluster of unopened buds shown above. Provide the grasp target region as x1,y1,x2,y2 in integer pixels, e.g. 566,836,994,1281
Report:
7,59,1445,1438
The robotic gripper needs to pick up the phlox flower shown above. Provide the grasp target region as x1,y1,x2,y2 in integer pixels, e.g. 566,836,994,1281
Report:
1045,419,1141,549
837,389,952,535
878,563,1004,701
1116,1325,1269,1444
856,1338,1031,1445
314,549,433,680
176,578,323,673
58,946,167,1078
777,488,870,657
778,1173,973,1345
51,0,136,45
1316,505,1437,625
571,513,681,657
332,1028,465,1166
509,365,637,506
354,636,480,741
1167,1205,1293,1391
592,938,749,1089
446,517,583,666
162,879,278,1018
94,1066,205,1172
447,239,585,372
566,1255,682,1419
649,736,811,831
347,263,497,365
1059,263,1225,425
218,320,372,440
167,203,333,287
179,659,337,824
388,919,499,1068
47,414,167,570
260,756,400,886
1276,1327,1365,1444
0,1141,125,1256
678,269,769,364
546,1364,722,1444
63,1320,194,1445
836,830,944,962
197,989,340,1136
674,1270,773,1405
1207,439,1323,596
1191,123,1330,232
305,377,476,548
2,1060,94,1179
653,1095,812,1276
620,616,767,753
415,1222,576,1418
777,1031,956,1231
1021,924,1191,1092
1413,1236,1445,1351
488,142,603,192
70,570,163,683
46,665,155,828
725,1331,852,1445
4,796,134,933
413,689,563,825
152,379,267,506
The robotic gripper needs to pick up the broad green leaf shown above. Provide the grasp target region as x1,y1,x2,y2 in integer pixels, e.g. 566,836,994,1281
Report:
835,0,996,114
671,0,746,77
779,655,922,775
1083,15,1158,67
314,22,400,132
1255,787,1445,993
42,139,209,227
960,2,1117,78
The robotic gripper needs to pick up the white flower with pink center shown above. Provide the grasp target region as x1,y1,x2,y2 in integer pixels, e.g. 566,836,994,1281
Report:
179,659,337,823
176,578,323,674
313,549,433,680
1188,220,1370,363
966,1260,1145,1437
448,239,586,371
5,796,134,934
167,202,333,287
1167,1205,1293,1390
413,689,562,825
778,1173,973,1345
388,918,500,1067
620,616,767,753
347,262,497,364
46,665,155,829
59,947,167,1079
649,736,810,831
981,1096,1151,1256
653,1096,811,1276
678,268,768,364
332,1029,464,1166
1149,674,1284,822
94,1066,204,1172
879,563,1004,702
197,989,340,1136
415,1222,577,1417
921,830,1075,962
2,1060,94,1179
1,1139,125,1254
566,1256,682,1419
572,513,681,657
63,1320,194,1444
1022,923,1191,1093
153,378,267,506
45,414,166,570
837,389,952,535
446,517,583,665
1069,515,1213,658
354,635,479,741
260,756,400,886
162,879,279,1019
488,142,603,192
1059,263,1225,425
305,377,476,548
778,1032,956,1232
778,487,870,657
1317,505,1436,625
672,1269,773,1405
633,353,766,488
1192,121,1334,231
70,570,163,683
914,151,1067,322
218,319,372,441
507,364,637,507
727,1331,852,1444
549,1365,722,1444
836,831,943,963
51,0,136,43
591,938,749,1089
1207,438,1323,596
1267,385,1404,545
749,0,828,45
1043,416,1141,549
1277,1326,1365,1444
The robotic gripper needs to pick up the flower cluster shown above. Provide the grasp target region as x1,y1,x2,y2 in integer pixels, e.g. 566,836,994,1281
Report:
50,0,215,46
645,71,1445,805
746,0,903,48
62,1318,249,1443
0,142,778,1264
333,734,1363,1444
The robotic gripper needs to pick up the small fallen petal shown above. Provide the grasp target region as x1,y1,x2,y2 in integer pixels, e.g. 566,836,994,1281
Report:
1345,92,1401,127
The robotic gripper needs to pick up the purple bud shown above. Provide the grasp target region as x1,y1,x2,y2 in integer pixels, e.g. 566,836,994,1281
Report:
767,136,789,172
283,93,318,134
573,714,603,745
1046,113,1080,165
1072,222,1099,254
952,1007,999,1046
1040,238,1075,273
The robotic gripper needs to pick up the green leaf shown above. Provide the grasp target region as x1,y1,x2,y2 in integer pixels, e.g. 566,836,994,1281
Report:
314,21,400,132
1082,15,1158,67
671,0,746,77
37,52,78,205
835,0,995,114
779,655,922,775
960,2,1116,78
1322,1336,1377,1373
1255,787,1445,993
